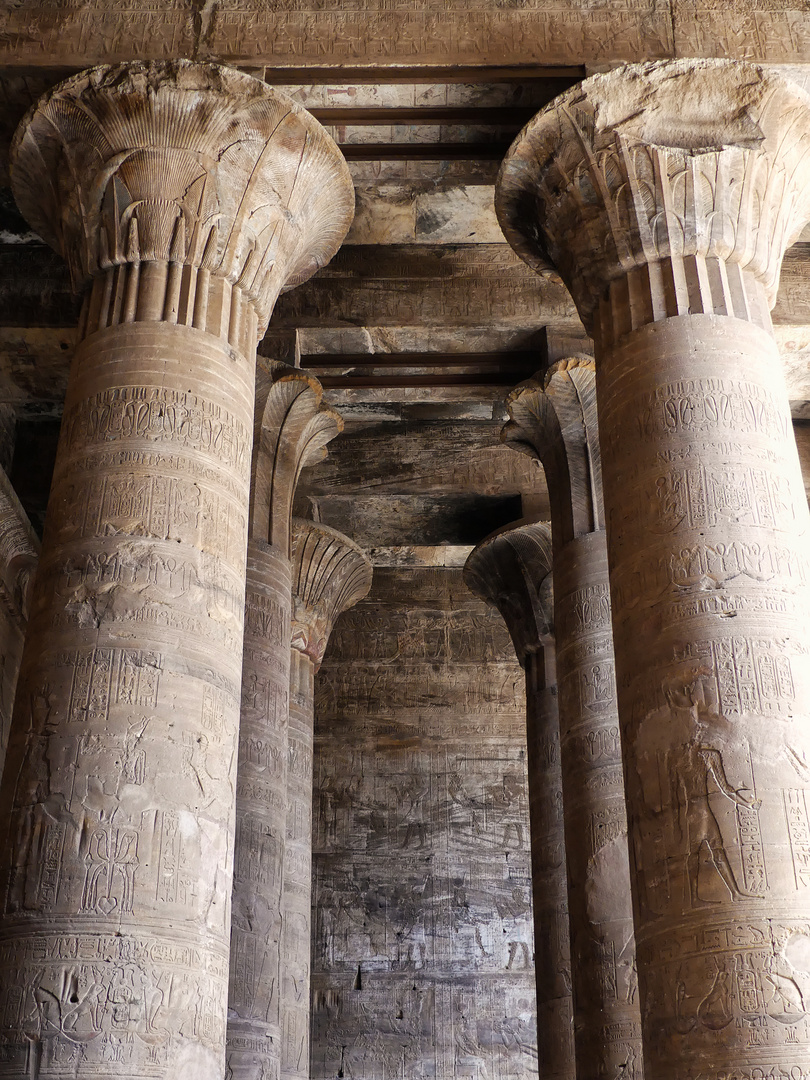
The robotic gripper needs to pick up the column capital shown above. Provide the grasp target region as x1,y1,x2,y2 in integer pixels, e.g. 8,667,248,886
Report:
463,522,553,665
11,60,353,343
290,519,372,668
251,362,343,556
503,358,602,546
496,59,810,335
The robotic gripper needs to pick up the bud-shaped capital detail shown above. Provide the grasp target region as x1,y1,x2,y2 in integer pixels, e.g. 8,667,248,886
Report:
464,522,553,665
251,363,343,554
503,358,602,545
290,520,373,668
11,61,354,340
497,59,810,333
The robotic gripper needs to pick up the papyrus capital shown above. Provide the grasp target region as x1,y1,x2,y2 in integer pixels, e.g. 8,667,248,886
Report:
290,519,373,668
497,59,810,333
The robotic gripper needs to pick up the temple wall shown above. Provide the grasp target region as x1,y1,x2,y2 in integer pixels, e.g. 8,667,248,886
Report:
311,566,538,1080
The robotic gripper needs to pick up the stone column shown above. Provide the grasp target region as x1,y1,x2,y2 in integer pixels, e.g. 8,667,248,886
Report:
227,370,343,1080
282,519,372,1080
497,60,810,1078
464,523,575,1080
503,359,643,1079
0,465,38,772
0,61,353,1080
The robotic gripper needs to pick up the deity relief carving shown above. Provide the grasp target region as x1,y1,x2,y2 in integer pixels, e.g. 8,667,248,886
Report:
635,662,765,915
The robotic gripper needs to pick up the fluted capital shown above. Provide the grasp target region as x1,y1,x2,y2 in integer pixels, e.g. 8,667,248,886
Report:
11,61,353,340
463,522,553,665
497,59,810,334
251,362,343,555
290,520,372,668
503,358,602,546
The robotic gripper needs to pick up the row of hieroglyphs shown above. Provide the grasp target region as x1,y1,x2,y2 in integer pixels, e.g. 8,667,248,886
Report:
5,3,810,65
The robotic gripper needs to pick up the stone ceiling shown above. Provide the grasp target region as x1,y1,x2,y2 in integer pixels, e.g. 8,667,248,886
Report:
0,2,808,549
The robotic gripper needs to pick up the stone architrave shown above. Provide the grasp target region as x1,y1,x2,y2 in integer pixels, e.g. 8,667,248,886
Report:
0,61,353,1080
503,358,643,1079
0,465,38,771
283,518,372,1080
227,369,343,1080
497,60,810,1078
464,523,575,1080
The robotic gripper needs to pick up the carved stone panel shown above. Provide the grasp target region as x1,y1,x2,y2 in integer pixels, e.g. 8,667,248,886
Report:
311,567,538,1080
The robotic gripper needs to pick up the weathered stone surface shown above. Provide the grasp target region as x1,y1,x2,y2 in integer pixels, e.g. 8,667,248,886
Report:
464,523,574,1080
0,60,352,1080
228,369,342,1080
298,421,543,497
283,521,371,1080
348,183,501,245
497,60,810,334
498,60,810,1079
0,2,670,69
0,463,37,772
311,565,536,1080
503,361,643,1079
300,493,524,548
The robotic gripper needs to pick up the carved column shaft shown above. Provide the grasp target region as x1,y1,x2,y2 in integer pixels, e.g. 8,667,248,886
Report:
554,532,640,1073
228,540,291,1073
524,647,576,1080
0,61,352,1080
228,370,344,1080
504,361,642,1078
0,467,38,773
497,60,810,1079
281,520,372,1080
282,646,315,1080
464,524,575,1080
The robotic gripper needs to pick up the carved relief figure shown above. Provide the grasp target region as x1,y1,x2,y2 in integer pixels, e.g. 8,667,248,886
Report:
637,662,762,912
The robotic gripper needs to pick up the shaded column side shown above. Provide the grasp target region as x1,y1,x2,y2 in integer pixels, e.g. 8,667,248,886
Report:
228,374,345,1080
503,360,643,1078
282,519,372,1080
465,522,575,1080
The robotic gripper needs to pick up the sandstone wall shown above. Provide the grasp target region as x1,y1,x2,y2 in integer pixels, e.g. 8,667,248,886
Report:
311,566,538,1080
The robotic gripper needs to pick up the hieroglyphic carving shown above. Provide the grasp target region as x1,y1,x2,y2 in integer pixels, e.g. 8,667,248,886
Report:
496,60,810,336
312,566,539,1080
63,648,161,725
0,1,674,68
502,360,642,1077
674,1,810,63
281,522,371,1080
465,527,575,1080
61,387,252,479
0,60,353,1079
497,60,810,1078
